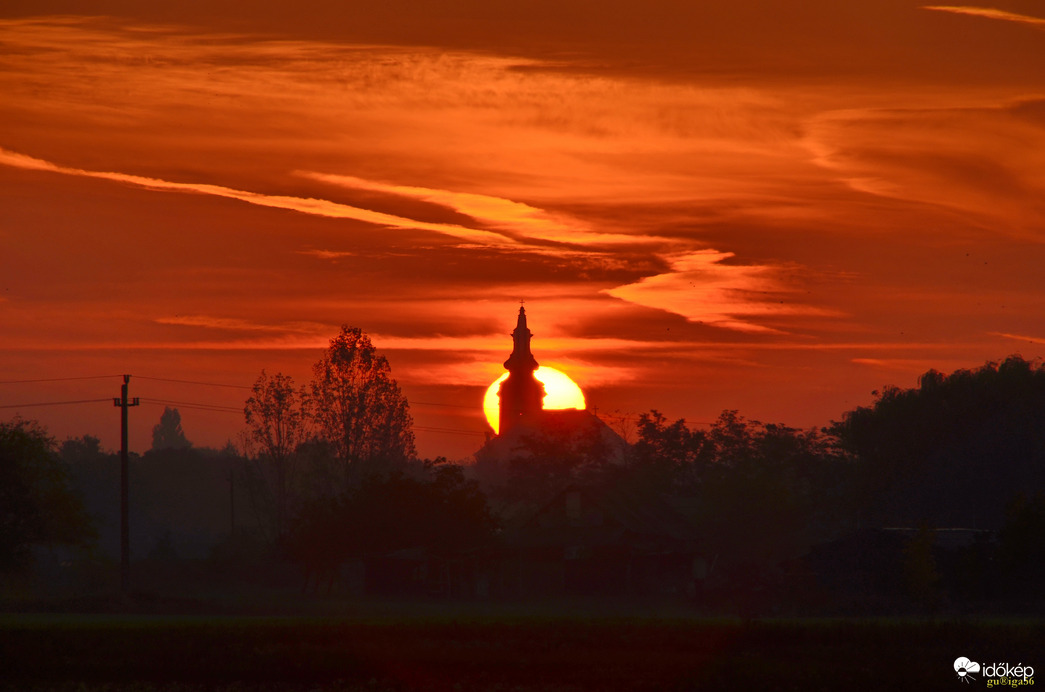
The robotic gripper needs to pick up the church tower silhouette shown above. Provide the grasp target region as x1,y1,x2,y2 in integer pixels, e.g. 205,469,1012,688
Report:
473,305,628,483
497,306,546,434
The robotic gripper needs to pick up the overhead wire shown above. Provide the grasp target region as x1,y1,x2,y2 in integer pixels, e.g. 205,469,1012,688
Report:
413,425,488,437
3,373,721,435
0,398,113,409
140,398,243,414
410,400,479,410
0,375,122,385
135,375,251,390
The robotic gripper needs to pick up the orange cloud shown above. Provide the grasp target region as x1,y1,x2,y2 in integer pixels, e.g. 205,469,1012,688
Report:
295,249,356,260
298,172,655,246
3,12,1045,459
0,147,518,247
603,250,833,333
852,358,955,372
923,6,1045,28
154,315,329,335
994,332,1045,345
803,101,1045,238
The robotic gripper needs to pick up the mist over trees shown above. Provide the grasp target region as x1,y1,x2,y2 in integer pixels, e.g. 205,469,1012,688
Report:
628,409,853,566
475,356,1045,610
3,351,1043,613
495,409,853,570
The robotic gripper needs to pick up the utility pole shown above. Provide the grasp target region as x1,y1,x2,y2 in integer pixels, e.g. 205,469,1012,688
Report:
228,471,235,538
113,375,139,595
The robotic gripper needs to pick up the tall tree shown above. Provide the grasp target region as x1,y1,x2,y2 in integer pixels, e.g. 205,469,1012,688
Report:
628,409,851,566
151,407,191,451
307,326,415,483
629,409,711,492
59,434,104,463
832,355,1045,528
0,418,93,572
243,370,306,539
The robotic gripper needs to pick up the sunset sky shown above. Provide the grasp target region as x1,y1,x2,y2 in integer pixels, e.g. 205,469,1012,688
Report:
2,0,1044,459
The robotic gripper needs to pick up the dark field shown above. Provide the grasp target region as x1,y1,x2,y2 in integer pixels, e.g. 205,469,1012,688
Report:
2,608,1041,691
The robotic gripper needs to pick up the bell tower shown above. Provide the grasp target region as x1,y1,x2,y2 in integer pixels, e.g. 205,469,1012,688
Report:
498,306,546,434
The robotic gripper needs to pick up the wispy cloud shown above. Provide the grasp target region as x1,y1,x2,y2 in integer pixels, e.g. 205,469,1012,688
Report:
602,250,833,333
851,357,951,372
993,331,1045,345
803,102,1045,238
295,249,356,260
923,6,1045,28
0,148,518,247
299,172,658,246
0,146,670,257
155,315,329,334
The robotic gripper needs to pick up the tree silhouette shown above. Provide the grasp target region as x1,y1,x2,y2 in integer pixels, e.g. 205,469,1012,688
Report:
628,409,852,567
243,370,306,540
59,434,104,464
832,355,1045,528
151,407,191,451
306,326,415,484
997,492,1045,597
286,459,495,592
629,409,711,492
0,418,93,572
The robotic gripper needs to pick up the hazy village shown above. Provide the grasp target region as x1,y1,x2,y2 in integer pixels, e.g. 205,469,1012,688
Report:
4,308,1044,620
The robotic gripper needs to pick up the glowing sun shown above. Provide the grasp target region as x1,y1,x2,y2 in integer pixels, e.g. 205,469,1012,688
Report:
483,366,585,434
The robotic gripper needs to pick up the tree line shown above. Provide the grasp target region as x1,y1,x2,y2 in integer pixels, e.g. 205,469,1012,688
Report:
2,326,1044,607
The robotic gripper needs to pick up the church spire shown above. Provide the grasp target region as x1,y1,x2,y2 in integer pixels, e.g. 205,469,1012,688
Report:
504,306,538,373
497,306,545,434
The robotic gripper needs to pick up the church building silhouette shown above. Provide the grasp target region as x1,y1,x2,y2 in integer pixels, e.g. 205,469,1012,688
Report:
473,306,627,477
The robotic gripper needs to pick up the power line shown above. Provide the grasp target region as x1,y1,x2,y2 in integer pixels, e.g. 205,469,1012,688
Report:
136,375,251,390
413,425,488,437
140,398,243,414
411,400,480,410
0,398,112,409
0,375,121,385
0,374,250,389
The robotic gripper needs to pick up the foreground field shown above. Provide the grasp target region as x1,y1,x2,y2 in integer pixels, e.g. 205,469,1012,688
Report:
1,611,1041,691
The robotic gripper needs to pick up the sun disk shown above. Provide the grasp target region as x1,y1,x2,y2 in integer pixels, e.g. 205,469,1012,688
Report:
483,367,585,434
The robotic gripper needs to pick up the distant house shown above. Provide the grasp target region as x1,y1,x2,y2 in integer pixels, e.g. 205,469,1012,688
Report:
801,527,995,612
498,482,702,598
366,546,495,599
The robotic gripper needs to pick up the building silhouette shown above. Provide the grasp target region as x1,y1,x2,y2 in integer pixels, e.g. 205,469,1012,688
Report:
497,306,546,435
474,306,628,483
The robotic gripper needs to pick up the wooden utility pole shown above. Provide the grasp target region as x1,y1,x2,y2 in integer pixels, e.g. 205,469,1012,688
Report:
113,375,139,595
228,471,235,537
